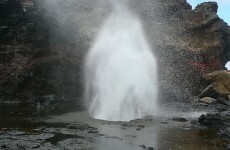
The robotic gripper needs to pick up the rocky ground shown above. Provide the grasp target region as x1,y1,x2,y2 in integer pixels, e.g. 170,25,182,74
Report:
189,70,230,147
0,103,229,150
191,101,230,148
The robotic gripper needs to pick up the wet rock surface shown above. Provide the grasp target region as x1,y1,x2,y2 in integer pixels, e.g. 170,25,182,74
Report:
0,0,84,107
0,103,229,150
192,99,230,146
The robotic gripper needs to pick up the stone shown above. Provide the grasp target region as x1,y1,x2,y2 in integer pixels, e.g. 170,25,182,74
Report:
219,127,230,139
216,98,230,106
199,70,230,99
198,113,224,127
1,144,7,148
88,129,99,134
136,127,142,131
172,117,187,122
199,82,230,99
137,125,145,128
194,2,218,14
34,94,55,106
205,70,230,91
193,96,200,103
147,147,155,150
139,145,146,148
212,82,230,97
199,97,216,104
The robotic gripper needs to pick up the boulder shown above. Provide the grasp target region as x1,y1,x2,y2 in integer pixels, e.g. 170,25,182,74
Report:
199,70,230,100
199,113,224,127
205,70,230,91
199,82,230,99
194,2,218,14
199,97,216,104
34,94,55,107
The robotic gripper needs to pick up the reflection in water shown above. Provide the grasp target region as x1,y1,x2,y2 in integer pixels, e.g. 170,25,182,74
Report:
46,111,228,150
95,123,158,150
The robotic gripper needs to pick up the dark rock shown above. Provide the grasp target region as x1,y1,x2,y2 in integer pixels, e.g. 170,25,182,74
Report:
139,144,146,148
172,117,187,122
66,123,94,131
199,83,226,99
147,147,155,150
191,120,200,127
105,135,121,140
0,81,17,101
137,125,145,128
88,129,99,134
125,135,137,138
0,0,84,107
121,123,132,127
34,94,55,107
139,145,155,150
193,96,200,103
195,2,218,14
199,113,224,127
217,98,230,106
219,127,230,139
136,125,145,130
1,144,7,148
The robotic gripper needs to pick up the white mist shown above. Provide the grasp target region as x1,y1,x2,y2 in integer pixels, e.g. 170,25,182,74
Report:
85,5,158,121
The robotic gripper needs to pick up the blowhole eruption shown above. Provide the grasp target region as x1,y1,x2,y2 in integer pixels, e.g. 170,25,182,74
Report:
85,4,158,121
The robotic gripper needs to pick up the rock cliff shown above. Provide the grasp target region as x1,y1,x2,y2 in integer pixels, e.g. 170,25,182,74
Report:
0,0,229,107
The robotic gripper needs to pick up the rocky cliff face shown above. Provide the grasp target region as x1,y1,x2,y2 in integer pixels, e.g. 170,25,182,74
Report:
0,0,229,106
131,0,230,101
0,0,84,108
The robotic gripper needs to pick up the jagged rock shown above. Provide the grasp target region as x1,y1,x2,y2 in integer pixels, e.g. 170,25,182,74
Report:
0,81,17,101
147,147,155,150
34,94,55,106
219,127,230,139
217,98,230,106
199,113,224,127
205,70,230,91
199,70,230,100
199,82,230,99
194,2,218,14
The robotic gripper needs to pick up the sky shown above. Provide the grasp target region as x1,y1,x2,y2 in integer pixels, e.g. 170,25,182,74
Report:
187,0,230,69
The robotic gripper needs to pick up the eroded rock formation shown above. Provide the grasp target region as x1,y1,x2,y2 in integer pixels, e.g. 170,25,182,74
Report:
0,0,84,108
0,0,229,107
199,70,230,100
